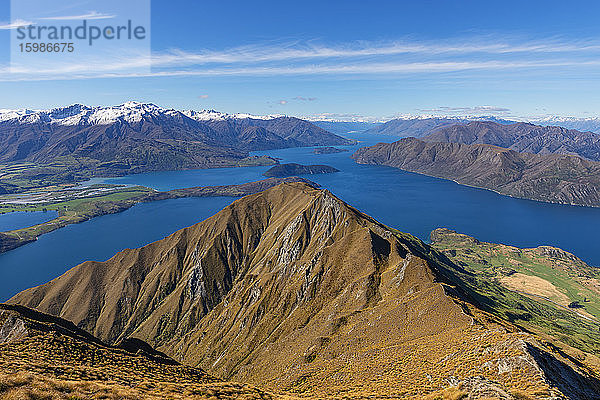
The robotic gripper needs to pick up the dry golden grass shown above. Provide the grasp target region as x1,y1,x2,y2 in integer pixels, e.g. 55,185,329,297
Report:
422,386,467,400
499,273,570,305
0,371,275,400
0,370,276,400
0,326,273,400
0,371,141,399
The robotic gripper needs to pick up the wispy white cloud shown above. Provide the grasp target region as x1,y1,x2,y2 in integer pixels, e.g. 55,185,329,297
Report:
5,58,600,82
294,96,317,101
38,11,116,20
4,36,600,81
0,19,34,29
153,38,600,66
6,57,600,82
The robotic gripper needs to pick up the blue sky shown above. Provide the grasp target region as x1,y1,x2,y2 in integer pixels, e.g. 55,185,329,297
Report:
1,0,600,120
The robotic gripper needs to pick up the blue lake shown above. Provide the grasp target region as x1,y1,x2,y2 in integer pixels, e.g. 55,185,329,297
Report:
0,210,58,231
0,197,233,302
1,132,600,301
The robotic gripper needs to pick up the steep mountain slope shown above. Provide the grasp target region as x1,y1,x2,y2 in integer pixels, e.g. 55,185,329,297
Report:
0,304,272,399
365,117,468,137
424,120,600,161
352,137,600,207
0,102,352,174
10,182,600,398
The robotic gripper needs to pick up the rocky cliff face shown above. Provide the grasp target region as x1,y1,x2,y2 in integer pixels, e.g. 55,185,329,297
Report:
9,183,600,398
352,137,600,207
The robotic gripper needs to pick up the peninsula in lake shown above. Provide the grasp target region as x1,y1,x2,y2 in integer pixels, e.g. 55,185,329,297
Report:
352,137,600,207
0,177,315,253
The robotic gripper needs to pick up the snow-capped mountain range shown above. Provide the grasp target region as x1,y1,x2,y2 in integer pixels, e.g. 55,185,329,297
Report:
309,114,600,134
530,116,600,133
3,102,600,136
3,102,600,134
0,101,354,176
383,114,515,123
0,101,284,126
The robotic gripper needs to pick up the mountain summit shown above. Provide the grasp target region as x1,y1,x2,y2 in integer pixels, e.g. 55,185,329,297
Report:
10,182,600,398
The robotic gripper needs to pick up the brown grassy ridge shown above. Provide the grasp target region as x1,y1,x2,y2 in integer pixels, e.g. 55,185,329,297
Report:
10,182,600,399
0,305,273,400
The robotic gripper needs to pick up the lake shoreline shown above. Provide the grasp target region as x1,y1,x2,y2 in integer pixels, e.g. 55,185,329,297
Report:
0,177,314,254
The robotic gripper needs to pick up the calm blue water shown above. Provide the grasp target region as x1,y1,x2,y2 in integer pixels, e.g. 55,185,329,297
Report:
1,132,600,301
0,197,233,301
0,210,58,231
81,164,274,191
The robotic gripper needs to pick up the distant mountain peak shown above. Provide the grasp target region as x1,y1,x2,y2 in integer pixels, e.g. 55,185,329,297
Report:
0,102,289,126
0,101,176,126
183,108,284,122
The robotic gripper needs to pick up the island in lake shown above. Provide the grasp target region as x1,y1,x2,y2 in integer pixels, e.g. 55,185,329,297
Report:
313,146,349,154
262,163,340,177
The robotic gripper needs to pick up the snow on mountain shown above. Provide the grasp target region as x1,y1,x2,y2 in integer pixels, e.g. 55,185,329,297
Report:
0,102,285,126
182,109,228,121
3,102,599,134
182,109,283,121
531,116,600,133
389,114,517,124
303,113,516,124
302,114,385,123
0,109,37,122
371,114,600,133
